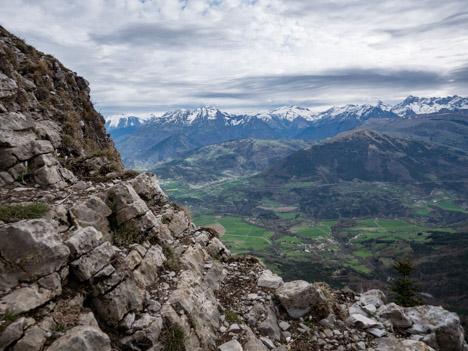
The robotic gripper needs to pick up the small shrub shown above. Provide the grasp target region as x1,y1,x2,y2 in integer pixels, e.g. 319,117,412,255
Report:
112,227,140,246
0,203,48,222
51,322,66,333
163,244,180,271
161,324,185,351
225,308,240,323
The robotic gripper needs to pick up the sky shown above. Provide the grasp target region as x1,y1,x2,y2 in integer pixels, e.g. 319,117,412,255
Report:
1,0,468,115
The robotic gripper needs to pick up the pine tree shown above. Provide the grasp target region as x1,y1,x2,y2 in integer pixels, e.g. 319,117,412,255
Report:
391,258,423,307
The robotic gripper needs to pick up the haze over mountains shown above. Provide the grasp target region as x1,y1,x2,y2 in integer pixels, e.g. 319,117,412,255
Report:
105,95,468,167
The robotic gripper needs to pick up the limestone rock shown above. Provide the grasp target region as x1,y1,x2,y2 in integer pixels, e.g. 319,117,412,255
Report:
0,112,34,131
204,260,228,291
244,329,269,351
0,274,62,314
275,280,326,318
34,165,63,185
257,270,283,289
379,302,412,329
133,245,166,288
162,207,190,237
0,317,31,350
359,289,386,307
91,279,145,325
45,326,111,351
218,339,243,351
127,172,168,204
206,237,228,258
0,219,69,289
406,305,466,351
12,325,46,351
107,183,149,224
346,314,381,329
375,335,436,351
0,72,18,98
65,227,104,257
69,197,112,241
259,305,282,341
70,242,114,281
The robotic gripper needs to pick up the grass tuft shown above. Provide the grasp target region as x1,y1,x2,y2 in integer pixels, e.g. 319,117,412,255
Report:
0,203,48,222
161,323,185,351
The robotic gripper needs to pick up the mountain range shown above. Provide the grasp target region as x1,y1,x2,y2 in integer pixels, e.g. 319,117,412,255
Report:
105,96,468,167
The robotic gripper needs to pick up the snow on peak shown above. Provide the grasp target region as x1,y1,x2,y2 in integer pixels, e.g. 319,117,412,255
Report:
256,106,319,122
160,107,230,125
105,113,154,129
391,95,468,116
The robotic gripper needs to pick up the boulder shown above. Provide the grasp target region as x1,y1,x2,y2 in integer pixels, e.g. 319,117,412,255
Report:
180,244,210,276
0,219,70,289
346,314,382,329
258,305,282,341
218,339,243,351
275,280,326,318
379,302,413,329
127,172,168,204
206,237,228,258
257,270,283,289
359,289,386,307
45,326,111,351
107,183,149,224
162,207,190,237
406,305,466,351
34,165,63,185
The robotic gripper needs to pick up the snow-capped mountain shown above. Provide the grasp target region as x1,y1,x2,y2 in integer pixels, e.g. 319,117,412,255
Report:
256,106,319,122
391,95,468,116
105,113,155,130
105,96,468,166
316,101,395,122
295,102,397,141
157,107,235,126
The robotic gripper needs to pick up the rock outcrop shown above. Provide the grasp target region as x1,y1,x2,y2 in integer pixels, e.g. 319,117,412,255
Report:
1,25,467,351
0,26,123,189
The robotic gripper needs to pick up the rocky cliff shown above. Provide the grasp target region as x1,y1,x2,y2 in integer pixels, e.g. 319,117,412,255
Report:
0,26,467,351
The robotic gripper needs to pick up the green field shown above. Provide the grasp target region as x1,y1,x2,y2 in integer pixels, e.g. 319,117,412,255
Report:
291,221,337,240
194,215,274,251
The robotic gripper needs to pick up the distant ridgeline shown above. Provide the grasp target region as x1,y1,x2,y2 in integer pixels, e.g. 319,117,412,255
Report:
105,97,468,168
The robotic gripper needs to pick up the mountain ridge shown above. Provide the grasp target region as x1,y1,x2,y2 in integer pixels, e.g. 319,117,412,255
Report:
107,96,468,166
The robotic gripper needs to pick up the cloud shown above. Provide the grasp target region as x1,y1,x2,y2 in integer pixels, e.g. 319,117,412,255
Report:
90,22,236,48
0,0,467,114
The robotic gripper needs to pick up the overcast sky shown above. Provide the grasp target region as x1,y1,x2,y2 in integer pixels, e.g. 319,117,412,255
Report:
1,0,467,115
